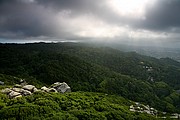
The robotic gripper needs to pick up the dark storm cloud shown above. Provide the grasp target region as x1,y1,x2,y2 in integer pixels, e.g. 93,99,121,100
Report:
0,0,132,38
0,0,68,38
0,0,180,41
0,0,112,39
136,0,180,32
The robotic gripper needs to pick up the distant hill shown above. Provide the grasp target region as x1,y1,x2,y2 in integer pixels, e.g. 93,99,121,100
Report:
101,42,180,62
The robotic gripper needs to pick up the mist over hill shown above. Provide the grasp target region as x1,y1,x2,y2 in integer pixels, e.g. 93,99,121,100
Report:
83,41,180,62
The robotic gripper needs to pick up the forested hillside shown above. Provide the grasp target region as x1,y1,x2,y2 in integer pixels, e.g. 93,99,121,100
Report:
0,42,180,118
0,91,158,120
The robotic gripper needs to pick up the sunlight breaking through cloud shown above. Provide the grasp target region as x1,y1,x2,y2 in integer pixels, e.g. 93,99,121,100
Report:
0,0,180,47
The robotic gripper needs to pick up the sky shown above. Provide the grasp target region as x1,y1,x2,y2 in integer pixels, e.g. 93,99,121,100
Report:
0,0,180,47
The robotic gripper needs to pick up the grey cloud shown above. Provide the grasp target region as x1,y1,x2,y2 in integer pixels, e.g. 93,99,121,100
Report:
0,0,116,39
37,0,135,26
37,0,180,33
0,0,67,38
135,0,180,32
0,0,180,42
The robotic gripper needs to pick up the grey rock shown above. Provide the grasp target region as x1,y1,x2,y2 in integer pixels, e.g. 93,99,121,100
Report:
20,89,32,96
14,95,22,99
53,82,71,93
41,86,49,92
48,88,57,92
65,88,71,93
20,79,24,83
2,81,71,99
32,87,38,93
22,85,35,92
1,88,12,94
20,82,27,87
51,82,62,88
12,88,21,92
20,79,27,86
9,91,21,98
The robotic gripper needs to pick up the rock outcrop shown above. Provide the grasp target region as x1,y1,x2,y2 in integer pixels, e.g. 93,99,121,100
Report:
47,88,57,93
1,88,12,94
9,91,21,99
51,82,71,93
22,85,35,92
1,81,71,99
1,83,37,99
20,89,32,96
41,86,49,92
14,84,22,88
12,88,21,92
41,82,71,93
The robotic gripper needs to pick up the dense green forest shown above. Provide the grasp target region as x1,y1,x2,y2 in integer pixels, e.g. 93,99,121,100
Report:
0,42,180,119
0,91,158,120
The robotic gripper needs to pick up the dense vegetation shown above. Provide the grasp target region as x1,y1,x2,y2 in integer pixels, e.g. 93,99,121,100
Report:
0,91,157,120
0,42,180,118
